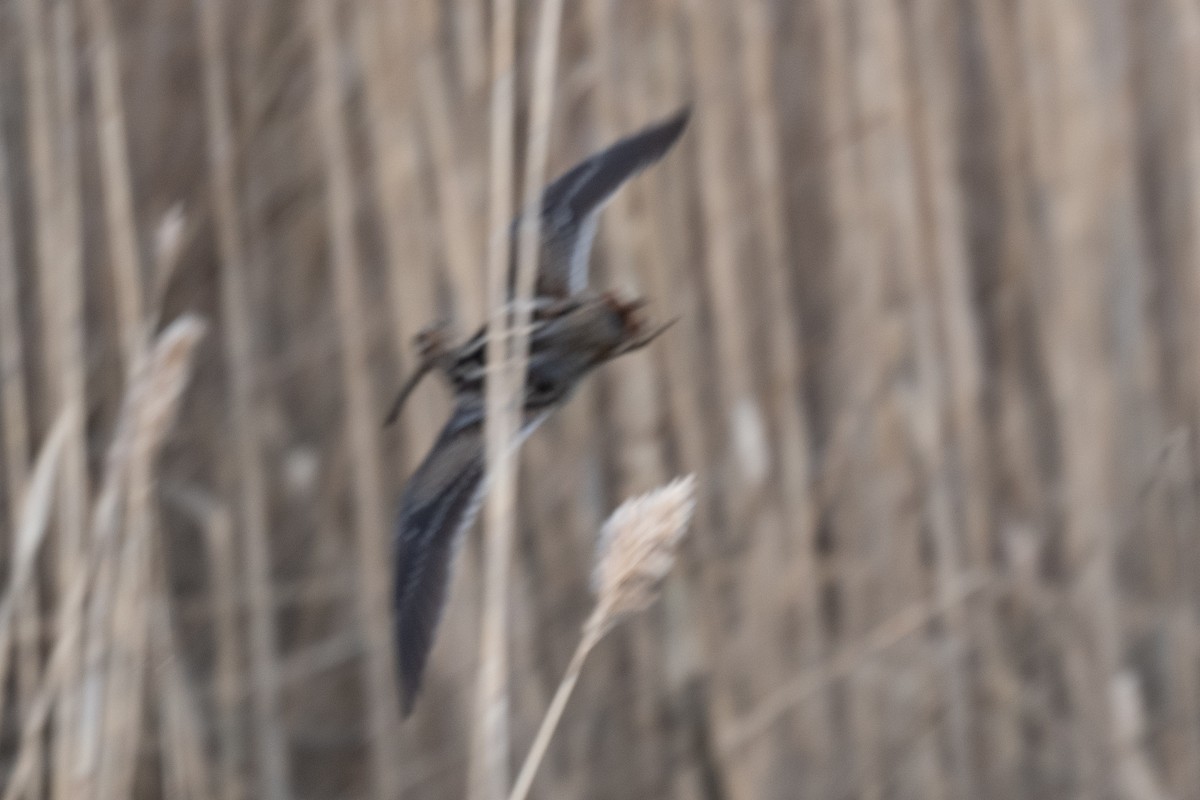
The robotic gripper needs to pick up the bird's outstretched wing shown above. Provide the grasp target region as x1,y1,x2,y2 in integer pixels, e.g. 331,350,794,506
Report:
392,403,487,715
385,111,690,428
511,107,691,298
392,270,680,717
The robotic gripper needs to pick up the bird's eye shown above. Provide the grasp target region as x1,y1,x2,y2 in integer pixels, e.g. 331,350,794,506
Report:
530,377,558,402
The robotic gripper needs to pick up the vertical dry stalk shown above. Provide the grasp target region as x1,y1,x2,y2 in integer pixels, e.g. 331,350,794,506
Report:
508,476,695,800
52,4,93,794
98,317,208,800
193,1,292,797
355,1,442,466
21,0,92,792
152,548,217,800
868,0,974,791
95,506,153,800
1169,11,1200,796
1016,1,1129,791
206,500,243,800
82,0,146,368
0,41,31,528
0,410,73,800
170,486,243,800
580,0,673,494
473,0,563,796
734,0,837,785
16,8,58,783
0,88,36,764
681,0,769,497
810,1,888,792
3,579,86,800
1181,0,1200,431
0,410,74,687
416,52,486,320
50,0,89,552
3,318,205,800
74,0,154,790
307,2,402,797
470,0,517,796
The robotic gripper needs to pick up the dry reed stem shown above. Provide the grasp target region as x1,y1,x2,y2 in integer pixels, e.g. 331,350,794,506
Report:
76,452,134,792
812,0,887,791
506,630,596,800
76,0,154,789
508,476,695,800
0,16,32,512
868,0,975,791
1017,1,1129,791
680,4,800,794
417,53,486,320
581,0,669,496
356,1,451,476
1181,0,1200,432
902,1,1008,787
1156,0,1200,748
193,1,292,796
99,317,208,800
473,1,564,797
83,0,146,368
50,0,89,547
204,496,243,800
471,0,518,793
681,0,769,497
51,5,93,795
21,0,92,791
152,550,217,800
734,0,838,785
0,410,74,690
452,0,488,96
3,556,92,800
0,82,38,775
75,338,156,795
718,571,991,754
4,318,204,800
168,486,243,800
307,1,402,796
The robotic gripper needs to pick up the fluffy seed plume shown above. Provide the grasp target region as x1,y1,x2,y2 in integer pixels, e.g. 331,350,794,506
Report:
509,475,697,800
587,474,696,638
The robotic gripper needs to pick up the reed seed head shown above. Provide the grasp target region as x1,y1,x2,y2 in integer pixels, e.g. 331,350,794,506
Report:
588,475,696,638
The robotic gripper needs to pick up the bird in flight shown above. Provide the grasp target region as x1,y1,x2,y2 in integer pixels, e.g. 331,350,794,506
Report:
387,108,690,715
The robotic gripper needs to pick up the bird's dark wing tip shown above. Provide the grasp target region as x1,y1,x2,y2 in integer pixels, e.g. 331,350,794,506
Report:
401,680,418,718
624,105,692,168
658,105,692,143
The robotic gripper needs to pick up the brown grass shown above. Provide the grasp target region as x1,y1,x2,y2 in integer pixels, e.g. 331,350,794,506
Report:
3,1,1200,799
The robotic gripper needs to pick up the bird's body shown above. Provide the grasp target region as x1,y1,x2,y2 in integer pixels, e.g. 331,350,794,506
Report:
388,109,690,714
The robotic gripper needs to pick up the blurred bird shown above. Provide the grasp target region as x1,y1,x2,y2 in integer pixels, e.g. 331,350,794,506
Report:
393,294,674,714
382,106,690,427
387,109,690,715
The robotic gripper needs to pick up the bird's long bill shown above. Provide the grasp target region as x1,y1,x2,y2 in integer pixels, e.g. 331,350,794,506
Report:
382,360,433,427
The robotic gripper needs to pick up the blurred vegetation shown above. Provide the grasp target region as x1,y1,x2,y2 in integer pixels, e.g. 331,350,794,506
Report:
2,0,1200,798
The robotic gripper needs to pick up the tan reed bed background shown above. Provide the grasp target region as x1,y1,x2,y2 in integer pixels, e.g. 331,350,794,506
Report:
3,0,1200,798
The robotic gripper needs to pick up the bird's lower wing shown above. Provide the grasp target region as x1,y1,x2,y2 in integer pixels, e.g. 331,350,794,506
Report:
393,411,486,715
